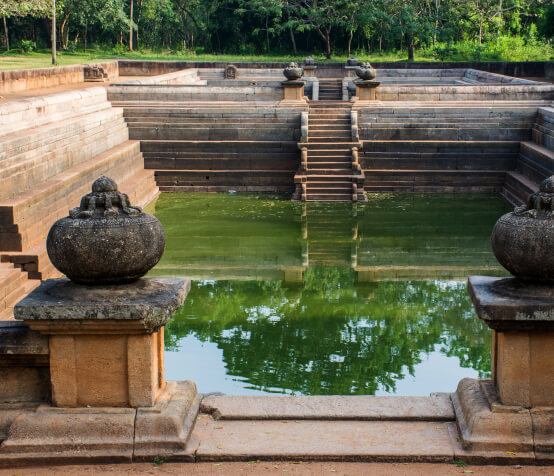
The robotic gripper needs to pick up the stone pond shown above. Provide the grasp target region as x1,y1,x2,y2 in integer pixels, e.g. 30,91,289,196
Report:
145,192,510,396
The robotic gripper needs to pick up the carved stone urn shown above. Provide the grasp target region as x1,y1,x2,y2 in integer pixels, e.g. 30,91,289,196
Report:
355,62,377,81
304,56,315,65
283,62,303,80
491,175,554,283
46,176,165,285
346,55,359,66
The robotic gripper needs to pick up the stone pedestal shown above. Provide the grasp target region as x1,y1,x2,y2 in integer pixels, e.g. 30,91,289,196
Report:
344,66,357,77
281,80,305,102
0,277,202,463
355,80,380,101
452,276,554,460
15,277,190,408
303,65,317,78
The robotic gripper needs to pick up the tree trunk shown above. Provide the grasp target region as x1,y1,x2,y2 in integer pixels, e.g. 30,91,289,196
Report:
129,0,133,51
60,14,70,50
2,16,8,51
52,0,56,65
289,27,297,56
408,34,414,61
347,29,353,56
83,24,87,53
265,15,270,53
379,35,382,52
497,0,502,38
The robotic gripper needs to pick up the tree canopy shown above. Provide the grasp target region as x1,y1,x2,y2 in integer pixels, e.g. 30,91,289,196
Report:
1,0,553,58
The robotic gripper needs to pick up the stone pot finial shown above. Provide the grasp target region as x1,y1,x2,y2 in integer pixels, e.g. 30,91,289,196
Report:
355,62,377,81
346,55,359,66
304,56,315,66
46,176,165,285
283,62,303,81
491,175,554,283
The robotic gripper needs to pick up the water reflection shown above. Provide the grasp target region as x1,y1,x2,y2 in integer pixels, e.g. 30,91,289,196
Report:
147,193,510,395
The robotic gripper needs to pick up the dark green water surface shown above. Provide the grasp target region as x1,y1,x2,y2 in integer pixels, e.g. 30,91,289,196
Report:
146,193,511,396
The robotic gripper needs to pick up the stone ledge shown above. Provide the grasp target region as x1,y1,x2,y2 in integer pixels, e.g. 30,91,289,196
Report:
200,395,455,421
0,380,199,466
15,278,190,333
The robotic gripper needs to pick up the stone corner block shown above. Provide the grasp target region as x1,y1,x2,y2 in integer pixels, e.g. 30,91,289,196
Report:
134,380,201,461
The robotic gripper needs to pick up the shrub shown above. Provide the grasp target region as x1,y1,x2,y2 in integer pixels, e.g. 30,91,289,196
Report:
18,40,35,53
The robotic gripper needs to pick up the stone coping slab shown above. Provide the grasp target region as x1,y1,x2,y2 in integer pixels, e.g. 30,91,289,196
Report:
14,277,190,333
192,418,456,462
468,276,554,331
201,395,455,421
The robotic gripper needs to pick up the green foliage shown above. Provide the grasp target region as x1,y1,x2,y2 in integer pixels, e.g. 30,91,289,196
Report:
425,36,553,62
1,0,552,60
17,39,34,52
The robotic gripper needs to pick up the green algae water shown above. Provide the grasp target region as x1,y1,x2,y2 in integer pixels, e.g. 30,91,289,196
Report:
147,193,511,396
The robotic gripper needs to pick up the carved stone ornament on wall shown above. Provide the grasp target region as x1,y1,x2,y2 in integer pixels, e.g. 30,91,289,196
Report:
224,64,238,79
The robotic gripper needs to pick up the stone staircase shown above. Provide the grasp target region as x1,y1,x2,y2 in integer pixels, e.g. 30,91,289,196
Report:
504,106,554,205
118,103,302,193
318,80,343,101
293,102,366,202
0,88,159,320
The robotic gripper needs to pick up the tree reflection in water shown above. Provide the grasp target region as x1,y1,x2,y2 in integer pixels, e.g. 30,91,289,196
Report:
148,193,511,395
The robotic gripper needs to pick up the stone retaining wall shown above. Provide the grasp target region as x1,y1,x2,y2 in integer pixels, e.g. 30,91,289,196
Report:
117,60,552,79
0,61,118,94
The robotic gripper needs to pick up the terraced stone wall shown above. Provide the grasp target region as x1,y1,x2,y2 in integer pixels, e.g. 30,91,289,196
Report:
0,87,158,320
356,104,552,197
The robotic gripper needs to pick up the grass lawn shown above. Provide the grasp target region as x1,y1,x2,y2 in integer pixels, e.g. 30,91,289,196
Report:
0,49,433,71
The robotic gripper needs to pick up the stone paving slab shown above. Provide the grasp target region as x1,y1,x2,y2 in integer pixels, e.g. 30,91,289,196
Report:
201,395,455,421
192,417,456,462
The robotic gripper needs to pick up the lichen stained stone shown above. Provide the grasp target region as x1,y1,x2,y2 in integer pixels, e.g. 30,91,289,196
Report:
46,176,165,285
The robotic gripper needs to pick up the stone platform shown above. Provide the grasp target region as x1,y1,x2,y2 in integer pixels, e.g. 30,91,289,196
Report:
0,392,532,465
1,391,550,465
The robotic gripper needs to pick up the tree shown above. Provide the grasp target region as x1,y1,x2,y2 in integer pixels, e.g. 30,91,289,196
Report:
0,0,50,51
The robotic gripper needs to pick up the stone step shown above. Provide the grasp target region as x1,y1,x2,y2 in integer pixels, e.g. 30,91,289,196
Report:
309,119,350,125
502,171,539,206
309,125,351,131
308,157,351,163
306,194,352,201
364,169,505,182
0,273,39,322
361,127,530,142
307,171,354,177
361,156,516,171
143,151,299,159
308,165,352,173
0,87,113,138
0,263,28,302
140,140,298,153
308,137,352,143
129,125,298,142
0,106,123,161
361,140,520,153
154,170,295,189
308,150,352,157
127,122,295,131
145,156,298,171
306,187,352,194
0,141,148,251
0,121,129,201
1,243,60,281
